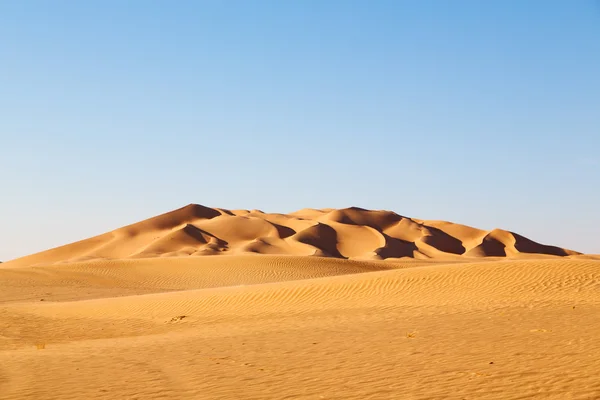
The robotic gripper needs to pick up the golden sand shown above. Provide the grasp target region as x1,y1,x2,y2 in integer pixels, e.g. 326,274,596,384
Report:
2,205,598,399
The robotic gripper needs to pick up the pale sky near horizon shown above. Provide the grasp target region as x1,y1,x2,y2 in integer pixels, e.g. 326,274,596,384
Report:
1,0,599,261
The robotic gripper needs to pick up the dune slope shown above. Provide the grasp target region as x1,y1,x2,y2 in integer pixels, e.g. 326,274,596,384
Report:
2,204,596,399
1,258,600,399
3,204,579,267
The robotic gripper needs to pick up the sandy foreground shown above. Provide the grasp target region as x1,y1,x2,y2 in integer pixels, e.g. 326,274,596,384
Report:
2,205,599,399
1,256,599,400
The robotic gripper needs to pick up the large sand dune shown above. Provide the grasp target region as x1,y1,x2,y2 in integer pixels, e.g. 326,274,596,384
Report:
2,256,600,399
3,204,580,268
2,205,598,399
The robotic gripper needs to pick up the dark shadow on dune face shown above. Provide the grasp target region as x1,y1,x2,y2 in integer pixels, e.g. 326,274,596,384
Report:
183,224,228,248
330,208,404,231
477,236,507,257
181,224,209,243
181,204,222,219
420,226,466,255
512,233,571,256
292,223,344,258
270,223,296,239
216,208,235,216
326,209,356,225
342,206,369,213
131,204,222,233
375,235,418,259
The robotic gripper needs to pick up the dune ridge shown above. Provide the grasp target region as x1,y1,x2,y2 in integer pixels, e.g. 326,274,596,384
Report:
1,204,599,399
2,257,600,399
3,203,579,268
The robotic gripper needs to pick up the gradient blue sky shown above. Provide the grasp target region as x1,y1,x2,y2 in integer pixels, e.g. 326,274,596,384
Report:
1,0,599,261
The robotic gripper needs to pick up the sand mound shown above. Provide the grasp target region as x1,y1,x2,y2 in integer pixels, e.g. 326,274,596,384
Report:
0,255,408,303
2,258,600,399
3,204,580,267
11,259,600,321
0,204,597,399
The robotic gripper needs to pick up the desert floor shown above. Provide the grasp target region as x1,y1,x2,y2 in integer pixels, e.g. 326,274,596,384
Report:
2,255,600,399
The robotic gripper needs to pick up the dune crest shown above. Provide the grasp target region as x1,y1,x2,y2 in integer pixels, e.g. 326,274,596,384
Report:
3,204,579,267
1,205,597,400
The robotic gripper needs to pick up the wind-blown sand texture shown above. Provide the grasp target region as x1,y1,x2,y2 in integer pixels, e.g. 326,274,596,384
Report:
1,205,599,399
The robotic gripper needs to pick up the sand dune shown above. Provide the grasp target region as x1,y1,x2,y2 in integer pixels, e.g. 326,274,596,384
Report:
2,257,600,399
1,204,597,399
0,255,408,304
3,204,579,267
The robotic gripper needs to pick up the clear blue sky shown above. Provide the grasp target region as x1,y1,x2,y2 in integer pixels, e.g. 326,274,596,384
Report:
1,0,599,261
